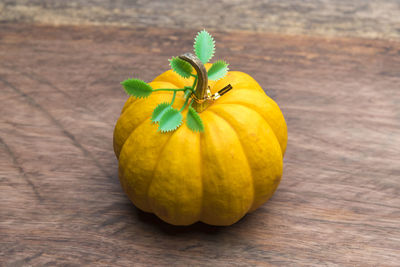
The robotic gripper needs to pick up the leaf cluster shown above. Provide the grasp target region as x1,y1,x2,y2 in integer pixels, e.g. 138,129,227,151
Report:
120,30,228,133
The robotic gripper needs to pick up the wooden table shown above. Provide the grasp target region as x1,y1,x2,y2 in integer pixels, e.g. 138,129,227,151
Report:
1,23,399,266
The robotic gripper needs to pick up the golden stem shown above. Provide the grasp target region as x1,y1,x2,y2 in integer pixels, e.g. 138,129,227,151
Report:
179,53,212,113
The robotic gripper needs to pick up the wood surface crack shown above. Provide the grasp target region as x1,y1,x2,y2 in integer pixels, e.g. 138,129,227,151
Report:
0,135,44,202
0,76,114,182
0,63,107,122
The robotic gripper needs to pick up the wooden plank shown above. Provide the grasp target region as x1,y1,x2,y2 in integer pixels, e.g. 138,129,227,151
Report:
0,24,399,266
1,0,400,40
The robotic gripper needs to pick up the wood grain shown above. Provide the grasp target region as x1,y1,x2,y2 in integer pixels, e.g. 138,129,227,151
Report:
1,0,400,40
0,24,399,266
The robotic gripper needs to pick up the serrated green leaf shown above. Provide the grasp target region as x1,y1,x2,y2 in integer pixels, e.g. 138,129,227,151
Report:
121,78,153,98
159,108,183,132
207,60,229,81
186,107,204,132
194,30,215,64
151,102,171,123
169,57,193,78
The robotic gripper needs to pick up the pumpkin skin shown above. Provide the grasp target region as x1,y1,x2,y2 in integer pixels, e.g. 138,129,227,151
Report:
113,64,287,226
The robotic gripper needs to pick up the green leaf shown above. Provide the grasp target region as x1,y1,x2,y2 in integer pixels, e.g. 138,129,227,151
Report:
186,107,204,132
207,60,229,81
151,102,171,123
159,108,183,132
169,57,193,78
121,78,153,98
194,30,215,64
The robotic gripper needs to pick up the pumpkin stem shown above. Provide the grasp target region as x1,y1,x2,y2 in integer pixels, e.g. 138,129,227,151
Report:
179,53,211,113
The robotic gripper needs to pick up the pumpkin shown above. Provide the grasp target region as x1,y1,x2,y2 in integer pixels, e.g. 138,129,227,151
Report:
113,32,287,226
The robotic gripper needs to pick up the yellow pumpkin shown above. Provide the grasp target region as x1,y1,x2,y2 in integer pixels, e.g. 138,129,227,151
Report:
114,55,287,226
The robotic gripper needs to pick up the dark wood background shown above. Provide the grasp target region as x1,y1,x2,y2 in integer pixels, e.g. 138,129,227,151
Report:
1,1,400,266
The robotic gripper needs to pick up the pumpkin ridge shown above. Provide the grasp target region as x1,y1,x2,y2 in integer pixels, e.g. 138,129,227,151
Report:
198,129,205,222
152,70,193,89
121,97,146,115
121,96,137,114
115,115,151,159
211,72,263,94
150,81,179,88
116,91,186,157
215,101,285,155
206,110,255,215
120,91,175,116
215,101,275,125
209,104,283,212
145,132,176,214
